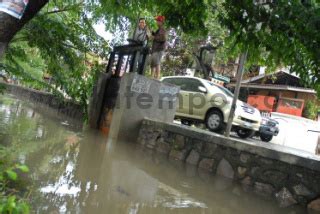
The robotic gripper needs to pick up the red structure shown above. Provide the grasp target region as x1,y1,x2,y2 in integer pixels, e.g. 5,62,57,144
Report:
247,95,275,112
247,95,305,116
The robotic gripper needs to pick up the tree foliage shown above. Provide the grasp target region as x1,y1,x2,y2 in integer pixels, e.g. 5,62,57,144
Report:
1,0,213,114
219,0,320,92
303,100,320,120
87,0,209,35
2,1,109,113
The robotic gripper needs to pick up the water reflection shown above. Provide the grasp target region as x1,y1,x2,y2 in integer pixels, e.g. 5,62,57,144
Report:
0,94,306,214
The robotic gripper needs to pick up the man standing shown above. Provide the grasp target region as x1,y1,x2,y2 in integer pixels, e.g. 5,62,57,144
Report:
150,15,167,79
132,18,149,46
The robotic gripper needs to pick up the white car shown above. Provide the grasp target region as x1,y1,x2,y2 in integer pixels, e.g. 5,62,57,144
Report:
161,76,262,138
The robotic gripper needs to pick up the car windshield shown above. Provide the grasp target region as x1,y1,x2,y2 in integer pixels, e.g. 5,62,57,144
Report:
206,81,234,98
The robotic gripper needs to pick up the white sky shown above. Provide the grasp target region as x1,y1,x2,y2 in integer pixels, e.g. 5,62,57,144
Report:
93,22,113,41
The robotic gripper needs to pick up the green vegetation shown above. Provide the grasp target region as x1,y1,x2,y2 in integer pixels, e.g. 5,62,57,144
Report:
0,159,30,214
0,84,5,94
0,95,83,212
303,100,320,120
220,0,320,91
0,97,30,213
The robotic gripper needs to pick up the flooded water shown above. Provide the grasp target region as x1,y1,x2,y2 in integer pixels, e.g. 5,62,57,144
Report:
0,94,305,214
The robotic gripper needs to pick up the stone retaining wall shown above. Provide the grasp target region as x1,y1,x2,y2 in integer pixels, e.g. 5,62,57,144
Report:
3,83,84,120
137,119,320,211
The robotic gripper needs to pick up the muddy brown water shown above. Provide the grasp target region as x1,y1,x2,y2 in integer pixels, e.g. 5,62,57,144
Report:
0,94,305,213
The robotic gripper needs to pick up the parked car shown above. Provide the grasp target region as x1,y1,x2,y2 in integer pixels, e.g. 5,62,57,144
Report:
161,76,262,138
256,116,280,142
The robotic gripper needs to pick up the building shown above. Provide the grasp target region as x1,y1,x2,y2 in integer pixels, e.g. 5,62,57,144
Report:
228,70,317,117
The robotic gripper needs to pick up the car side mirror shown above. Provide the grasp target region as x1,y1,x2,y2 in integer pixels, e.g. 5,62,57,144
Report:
198,86,207,93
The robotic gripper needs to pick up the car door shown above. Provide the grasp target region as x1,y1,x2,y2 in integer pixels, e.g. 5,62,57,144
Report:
179,78,207,118
161,78,187,114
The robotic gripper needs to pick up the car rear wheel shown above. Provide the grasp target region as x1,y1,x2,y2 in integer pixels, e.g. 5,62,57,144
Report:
236,128,255,139
260,133,273,142
205,110,224,132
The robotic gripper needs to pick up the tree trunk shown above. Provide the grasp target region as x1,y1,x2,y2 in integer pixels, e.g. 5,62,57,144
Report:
0,0,49,59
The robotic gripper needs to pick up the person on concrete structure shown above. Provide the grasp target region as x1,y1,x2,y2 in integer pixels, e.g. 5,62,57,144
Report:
131,18,150,46
150,15,167,79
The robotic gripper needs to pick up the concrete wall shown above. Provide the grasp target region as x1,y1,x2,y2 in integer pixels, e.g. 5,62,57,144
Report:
3,83,84,122
137,118,320,210
280,91,296,98
108,73,179,142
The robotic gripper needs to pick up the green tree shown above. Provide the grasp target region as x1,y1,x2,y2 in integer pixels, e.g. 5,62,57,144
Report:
219,0,320,93
1,0,320,111
1,0,213,114
0,0,48,59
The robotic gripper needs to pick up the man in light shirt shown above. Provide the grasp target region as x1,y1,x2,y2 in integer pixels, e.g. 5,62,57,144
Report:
132,18,150,46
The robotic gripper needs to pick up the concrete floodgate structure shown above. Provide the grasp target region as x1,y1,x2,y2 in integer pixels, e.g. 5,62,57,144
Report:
137,119,320,211
89,72,180,142
108,73,180,141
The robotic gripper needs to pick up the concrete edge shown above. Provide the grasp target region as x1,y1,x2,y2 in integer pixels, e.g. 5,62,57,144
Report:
142,118,320,172
2,82,85,120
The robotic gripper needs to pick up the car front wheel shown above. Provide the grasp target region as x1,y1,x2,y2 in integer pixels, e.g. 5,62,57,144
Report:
260,133,273,142
236,128,255,139
205,110,224,132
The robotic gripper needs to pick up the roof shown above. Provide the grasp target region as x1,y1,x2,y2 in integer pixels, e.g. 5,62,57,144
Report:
227,83,317,94
242,70,301,87
162,75,317,94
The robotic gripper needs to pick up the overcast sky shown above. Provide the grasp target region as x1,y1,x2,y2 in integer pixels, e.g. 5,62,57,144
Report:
93,22,113,41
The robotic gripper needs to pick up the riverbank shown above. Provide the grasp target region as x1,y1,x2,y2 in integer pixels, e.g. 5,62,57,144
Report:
2,82,84,128
138,118,320,210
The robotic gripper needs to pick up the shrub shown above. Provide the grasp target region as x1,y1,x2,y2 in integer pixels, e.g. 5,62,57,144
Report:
303,100,320,120
0,157,30,213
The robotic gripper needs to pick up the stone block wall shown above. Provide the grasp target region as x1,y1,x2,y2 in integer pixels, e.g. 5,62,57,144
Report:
137,119,320,211
3,83,84,120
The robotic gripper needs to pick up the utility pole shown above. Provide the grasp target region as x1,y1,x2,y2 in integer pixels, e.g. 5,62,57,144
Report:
225,51,248,138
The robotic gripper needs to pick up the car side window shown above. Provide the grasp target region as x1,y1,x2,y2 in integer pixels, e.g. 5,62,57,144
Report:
180,78,205,92
162,78,187,90
162,78,205,92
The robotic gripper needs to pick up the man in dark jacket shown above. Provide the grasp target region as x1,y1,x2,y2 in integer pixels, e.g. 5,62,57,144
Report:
150,15,167,79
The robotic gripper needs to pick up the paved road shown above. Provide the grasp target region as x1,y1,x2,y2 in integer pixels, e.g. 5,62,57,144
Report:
174,114,320,155
269,112,319,154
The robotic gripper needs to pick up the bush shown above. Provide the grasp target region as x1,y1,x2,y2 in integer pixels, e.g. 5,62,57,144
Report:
0,83,5,94
0,157,30,213
303,100,320,120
